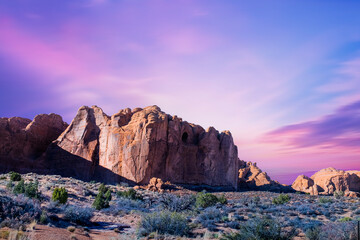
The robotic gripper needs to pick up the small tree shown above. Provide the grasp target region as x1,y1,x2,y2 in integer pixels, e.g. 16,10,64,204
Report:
25,180,40,199
13,179,25,194
93,184,111,210
52,187,68,204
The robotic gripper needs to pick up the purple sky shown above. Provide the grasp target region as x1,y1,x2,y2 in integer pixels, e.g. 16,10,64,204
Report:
1,0,360,184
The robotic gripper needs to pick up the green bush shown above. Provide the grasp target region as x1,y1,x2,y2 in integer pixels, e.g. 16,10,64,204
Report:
52,187,68,204
25,181,40,199
12,179,40,199
319,197,333,204
195,192,227,208
138,211,189,237
13,179,25,195
10,171,21,181
218,194,228,205
338,217,352,222
272,194,290,205
117,188,143,201
93,184,111,210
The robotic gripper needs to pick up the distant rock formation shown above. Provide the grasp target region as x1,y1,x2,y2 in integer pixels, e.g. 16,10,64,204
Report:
0,105,283,191
238,161,292,192
292,167,360,197
0,114,68,173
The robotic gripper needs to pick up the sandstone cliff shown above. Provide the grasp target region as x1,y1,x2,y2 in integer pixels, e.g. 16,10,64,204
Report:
46,105,240,189
0,114,68,173
0,105,283,191
292,167,360,196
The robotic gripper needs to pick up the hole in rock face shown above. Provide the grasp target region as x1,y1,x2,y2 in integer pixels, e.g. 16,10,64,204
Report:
182,132,188,143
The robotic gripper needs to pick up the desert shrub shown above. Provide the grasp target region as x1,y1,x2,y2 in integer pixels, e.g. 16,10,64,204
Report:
297,204,317,216
338,217,352,222
24,181,40,199
13,179,26,195
112,198,148,214
218,194,228,205
117,188,143,201
160,194,195,212
196,207,222,231
52,187,68,204
318,222,357,240
138,211,189,237
221,217,294,240
10,171,21,181
10,180,40,199
272,194,290,205
333,190,344,199
64,205,94,225
305,227,320,240
225,221,240,229
0,195,41,229
93,184,111,210
39,211,48,224
195,192,226,208
319,197,333,204
252,196,261,205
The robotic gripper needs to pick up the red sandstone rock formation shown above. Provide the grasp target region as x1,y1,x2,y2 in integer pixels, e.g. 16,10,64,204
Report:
0,114,68,172
292,167,360,196
0,105,282,191
47,105,240,189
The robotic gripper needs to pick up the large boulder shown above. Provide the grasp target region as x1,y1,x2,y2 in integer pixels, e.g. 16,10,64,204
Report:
0,114,68,173
292,167,360,196
46,105,241,189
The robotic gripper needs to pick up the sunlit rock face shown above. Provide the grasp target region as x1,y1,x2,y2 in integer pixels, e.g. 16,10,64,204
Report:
292,167,360,196
238,161,290,192
47,105,241,189
0,105,286,191
0,114,68,173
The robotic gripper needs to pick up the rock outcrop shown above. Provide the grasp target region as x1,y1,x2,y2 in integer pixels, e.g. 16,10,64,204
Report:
0,105,282,191
46,105,240,189
0,114,68,173
238,161,291,191
292,167,360,196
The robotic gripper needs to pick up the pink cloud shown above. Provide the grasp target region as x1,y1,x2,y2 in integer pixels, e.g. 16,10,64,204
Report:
0,16,106,84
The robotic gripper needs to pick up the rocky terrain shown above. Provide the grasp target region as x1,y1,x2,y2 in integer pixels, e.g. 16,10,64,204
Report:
0,172,360,240
1,105,360,239
0,105,287,192
292,168,360,197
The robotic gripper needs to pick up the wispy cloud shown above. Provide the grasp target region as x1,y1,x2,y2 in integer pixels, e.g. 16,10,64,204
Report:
262,99,360,150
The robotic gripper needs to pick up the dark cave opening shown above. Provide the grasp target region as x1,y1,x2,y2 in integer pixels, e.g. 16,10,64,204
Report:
182,132,188,143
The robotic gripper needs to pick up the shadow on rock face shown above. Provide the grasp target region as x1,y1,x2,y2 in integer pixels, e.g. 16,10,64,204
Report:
45,144,136,185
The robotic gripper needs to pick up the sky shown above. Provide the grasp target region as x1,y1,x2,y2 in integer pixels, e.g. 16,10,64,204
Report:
0,0,359,184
